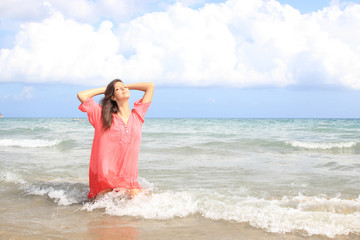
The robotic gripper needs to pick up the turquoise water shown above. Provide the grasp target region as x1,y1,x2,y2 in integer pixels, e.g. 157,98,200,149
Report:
1,118,360,239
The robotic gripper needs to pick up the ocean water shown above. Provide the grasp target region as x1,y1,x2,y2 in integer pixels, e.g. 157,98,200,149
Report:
1,118,360,239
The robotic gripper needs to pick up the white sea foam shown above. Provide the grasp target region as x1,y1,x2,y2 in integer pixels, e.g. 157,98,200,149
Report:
0,171,26,184
200,194,360,238
84,190,198,219
82,191,360,238
0,138,61,148
22,183,88,206
31,187,76,205
287,141,357,150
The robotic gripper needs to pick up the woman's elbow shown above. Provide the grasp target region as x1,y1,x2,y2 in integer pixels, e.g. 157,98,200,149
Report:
149,82,155,90
77,92,85,103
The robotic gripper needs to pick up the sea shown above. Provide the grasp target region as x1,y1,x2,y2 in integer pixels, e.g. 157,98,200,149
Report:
1,118,360,240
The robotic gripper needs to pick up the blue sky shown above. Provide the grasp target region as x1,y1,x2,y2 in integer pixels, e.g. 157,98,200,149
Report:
1,0,360,118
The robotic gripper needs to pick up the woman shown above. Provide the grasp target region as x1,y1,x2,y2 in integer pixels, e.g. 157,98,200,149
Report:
77,80,154,199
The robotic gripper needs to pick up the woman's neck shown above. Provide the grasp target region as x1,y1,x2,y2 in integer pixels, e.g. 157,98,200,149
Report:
116,100,131,122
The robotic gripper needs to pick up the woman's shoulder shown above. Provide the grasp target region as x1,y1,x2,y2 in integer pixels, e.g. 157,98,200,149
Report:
131,99,151,122
79,97,101,111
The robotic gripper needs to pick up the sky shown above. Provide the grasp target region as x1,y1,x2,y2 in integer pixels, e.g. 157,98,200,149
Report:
1,0,360,118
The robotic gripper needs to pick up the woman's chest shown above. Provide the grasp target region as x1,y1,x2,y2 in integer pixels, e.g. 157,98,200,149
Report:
105,115,142,144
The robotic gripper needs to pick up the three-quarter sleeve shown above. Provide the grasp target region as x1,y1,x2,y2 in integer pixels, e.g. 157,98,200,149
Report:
132,99,151,123
78,98,102,128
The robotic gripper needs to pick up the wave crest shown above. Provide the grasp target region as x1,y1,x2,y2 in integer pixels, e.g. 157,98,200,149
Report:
0,139,62,148
22,182,89,206
287,141,358,150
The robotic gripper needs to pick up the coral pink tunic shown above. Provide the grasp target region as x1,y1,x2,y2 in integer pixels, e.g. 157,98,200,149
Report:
79,98,151,199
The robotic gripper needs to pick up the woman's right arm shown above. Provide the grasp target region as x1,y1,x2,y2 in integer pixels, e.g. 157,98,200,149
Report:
77,87,106,103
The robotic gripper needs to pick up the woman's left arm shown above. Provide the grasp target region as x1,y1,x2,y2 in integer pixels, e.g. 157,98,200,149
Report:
126,82,154,104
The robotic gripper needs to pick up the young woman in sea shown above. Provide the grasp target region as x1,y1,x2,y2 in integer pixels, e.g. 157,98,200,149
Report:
77,80,154,199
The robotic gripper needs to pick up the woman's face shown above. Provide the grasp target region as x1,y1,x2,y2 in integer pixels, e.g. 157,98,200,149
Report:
112,81,130,101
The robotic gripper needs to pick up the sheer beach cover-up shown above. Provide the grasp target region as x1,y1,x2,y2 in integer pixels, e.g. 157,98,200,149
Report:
79,98,151,198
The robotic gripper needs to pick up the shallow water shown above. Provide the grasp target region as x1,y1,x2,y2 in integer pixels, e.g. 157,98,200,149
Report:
1,118,360,239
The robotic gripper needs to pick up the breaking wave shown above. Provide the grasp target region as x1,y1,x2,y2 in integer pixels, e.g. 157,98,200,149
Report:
286,141,358,150
82,190,360,238
0,138,62,148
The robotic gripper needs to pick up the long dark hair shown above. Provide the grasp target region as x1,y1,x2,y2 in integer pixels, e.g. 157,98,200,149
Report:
100,79,123,130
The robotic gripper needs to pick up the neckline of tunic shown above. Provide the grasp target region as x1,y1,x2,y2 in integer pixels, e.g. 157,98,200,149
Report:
114,109,133,126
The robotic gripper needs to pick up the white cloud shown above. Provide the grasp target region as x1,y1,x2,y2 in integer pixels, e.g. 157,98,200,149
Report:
0,0,360,89
47,0,143,23
0,0,169,24
0,0,48,21
0,9,123,85
14,86,34,101
46,0,97,23
3,86,34,101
